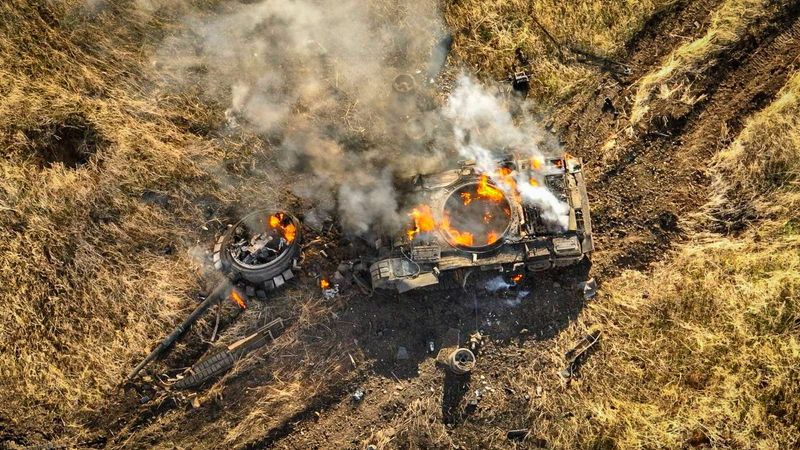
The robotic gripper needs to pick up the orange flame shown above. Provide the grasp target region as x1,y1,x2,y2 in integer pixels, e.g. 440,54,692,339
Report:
460,192,473,206
441,214,474,247
511,273,523,284
320,279,330,289
476,175,504,202
269,212,296,243
407,205,436,241
230,289,247,309
283,222,297,242
487,230,500,245
529,178,539,186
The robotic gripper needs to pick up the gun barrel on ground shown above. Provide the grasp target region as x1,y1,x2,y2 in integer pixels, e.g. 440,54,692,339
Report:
126,280,231,381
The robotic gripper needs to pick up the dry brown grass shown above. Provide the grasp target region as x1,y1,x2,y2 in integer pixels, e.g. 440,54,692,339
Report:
444,0,675,100
630,0,781,124
0,0,242,442
2,0,799,448
707,71,800,229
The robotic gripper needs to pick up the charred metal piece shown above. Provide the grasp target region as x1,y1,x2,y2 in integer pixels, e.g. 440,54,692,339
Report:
510,70,531,94
392,73,417,94
172,318,285,389
127,280,230,381
560,328,601,379
579,277,597,300
370,154,593,292
507,429,529,441
446,348,476,375
602,97,617,115
128,211,300,382
214,210,301,287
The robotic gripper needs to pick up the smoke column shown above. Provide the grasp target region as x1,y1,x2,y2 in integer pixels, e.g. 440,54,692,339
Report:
150,0,569,235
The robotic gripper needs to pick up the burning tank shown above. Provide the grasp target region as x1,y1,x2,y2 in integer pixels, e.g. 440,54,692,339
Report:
369,154,593,292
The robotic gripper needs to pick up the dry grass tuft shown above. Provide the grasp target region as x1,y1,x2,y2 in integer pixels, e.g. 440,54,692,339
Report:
707,71,800,231
444,0,674,101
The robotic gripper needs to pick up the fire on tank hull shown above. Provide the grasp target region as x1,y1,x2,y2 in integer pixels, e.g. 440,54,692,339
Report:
370,154,593,293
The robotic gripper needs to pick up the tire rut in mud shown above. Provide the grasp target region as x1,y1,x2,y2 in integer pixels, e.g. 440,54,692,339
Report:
555,3,800,276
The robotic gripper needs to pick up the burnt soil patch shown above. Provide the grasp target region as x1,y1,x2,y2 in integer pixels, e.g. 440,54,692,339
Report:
24,116,105,169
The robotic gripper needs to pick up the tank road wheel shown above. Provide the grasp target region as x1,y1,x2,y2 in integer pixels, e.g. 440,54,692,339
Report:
446,348,476,375
213,210,301,288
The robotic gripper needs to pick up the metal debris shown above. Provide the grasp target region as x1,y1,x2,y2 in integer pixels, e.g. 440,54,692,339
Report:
579,277,597,300
445,348,475,375
127,280,231,381
507,429,529,441
322,283,339,300
602,97,618,116
560,329,601,380
352,387,365,402
392,73,416,94
468,332,483,352
173,318,285,389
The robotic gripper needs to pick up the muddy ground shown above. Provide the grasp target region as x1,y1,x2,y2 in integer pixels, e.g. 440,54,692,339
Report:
92,1,800,448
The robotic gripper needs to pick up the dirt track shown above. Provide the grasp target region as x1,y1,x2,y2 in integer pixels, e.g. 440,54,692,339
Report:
98,1,800,448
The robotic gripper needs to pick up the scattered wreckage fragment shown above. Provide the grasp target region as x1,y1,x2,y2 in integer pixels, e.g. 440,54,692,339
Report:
127,210,301,384
171,318,286,389
129,157,594,393
435,329,483,375
214,210,301,288
560,327,601,380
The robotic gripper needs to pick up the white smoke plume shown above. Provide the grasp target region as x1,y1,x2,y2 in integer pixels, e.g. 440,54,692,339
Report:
151,0,568,236
154,0,448,234
445,75,570,230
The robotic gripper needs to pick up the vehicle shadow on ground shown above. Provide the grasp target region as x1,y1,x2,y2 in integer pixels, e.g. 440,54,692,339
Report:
353,261,591,376
107,258,590,448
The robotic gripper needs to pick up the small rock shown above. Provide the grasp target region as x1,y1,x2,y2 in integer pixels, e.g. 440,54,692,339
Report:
396,346,409,360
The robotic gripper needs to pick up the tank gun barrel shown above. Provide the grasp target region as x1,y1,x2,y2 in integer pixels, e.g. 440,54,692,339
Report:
126,280,231,382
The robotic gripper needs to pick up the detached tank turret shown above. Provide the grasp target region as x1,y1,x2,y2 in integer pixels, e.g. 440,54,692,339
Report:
369,154,593,292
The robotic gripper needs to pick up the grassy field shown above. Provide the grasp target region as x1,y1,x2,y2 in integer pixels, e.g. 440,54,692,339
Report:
1,0,798,448
444,0,675,100
0,0,234,441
